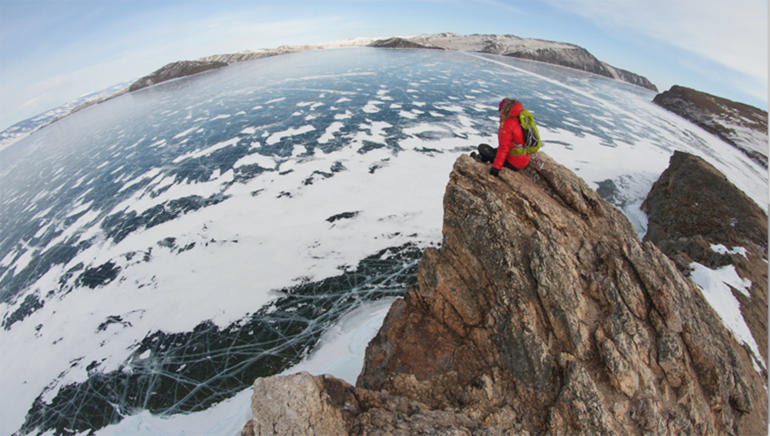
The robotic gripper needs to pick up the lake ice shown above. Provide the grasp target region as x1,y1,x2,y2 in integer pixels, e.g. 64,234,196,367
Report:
0,48,766,435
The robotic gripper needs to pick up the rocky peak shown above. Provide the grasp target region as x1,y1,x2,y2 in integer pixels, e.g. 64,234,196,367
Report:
245,153,767,435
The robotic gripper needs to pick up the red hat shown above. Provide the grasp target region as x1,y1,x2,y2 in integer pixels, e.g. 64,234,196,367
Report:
499,99,506,109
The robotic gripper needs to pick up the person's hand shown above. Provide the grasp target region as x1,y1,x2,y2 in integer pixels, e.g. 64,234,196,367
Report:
489,167,500,177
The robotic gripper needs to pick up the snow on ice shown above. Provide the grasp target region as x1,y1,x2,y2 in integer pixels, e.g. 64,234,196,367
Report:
0,48,766,436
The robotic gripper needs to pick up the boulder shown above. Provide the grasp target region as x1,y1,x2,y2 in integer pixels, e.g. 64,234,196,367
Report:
249,372,353,435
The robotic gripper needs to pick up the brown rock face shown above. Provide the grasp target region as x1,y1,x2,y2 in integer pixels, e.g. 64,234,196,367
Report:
504,46,658,92
642,150,768,364
247,153,767,435
129,60,228,92
357,153,766,434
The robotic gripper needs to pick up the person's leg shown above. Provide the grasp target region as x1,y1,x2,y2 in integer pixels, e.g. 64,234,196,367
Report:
503,160,520,171
477,144,519,171
477,143,496,163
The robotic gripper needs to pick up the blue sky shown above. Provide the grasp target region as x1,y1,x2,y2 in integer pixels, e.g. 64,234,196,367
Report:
0,0,767,132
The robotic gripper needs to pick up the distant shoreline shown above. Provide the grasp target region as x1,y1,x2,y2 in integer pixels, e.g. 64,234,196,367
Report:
7,32,765,155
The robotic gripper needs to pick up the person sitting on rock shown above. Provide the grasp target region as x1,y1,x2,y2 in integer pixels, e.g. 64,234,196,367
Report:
471,98,531,176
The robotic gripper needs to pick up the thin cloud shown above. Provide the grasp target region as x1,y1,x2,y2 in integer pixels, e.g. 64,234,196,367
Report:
543,0,768,85
0,4,343,129
470,0,526,15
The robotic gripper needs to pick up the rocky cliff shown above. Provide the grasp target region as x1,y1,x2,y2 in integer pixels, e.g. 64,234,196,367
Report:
128,60,228,92
244,152,767,435
404,33,658,92
503,45,657,91
653,86,769,168
642,151,767,364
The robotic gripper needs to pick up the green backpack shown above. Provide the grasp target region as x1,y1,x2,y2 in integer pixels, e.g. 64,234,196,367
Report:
509,109,541,156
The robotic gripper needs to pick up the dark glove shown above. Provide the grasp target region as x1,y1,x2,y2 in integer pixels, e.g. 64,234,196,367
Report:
489,167,500,177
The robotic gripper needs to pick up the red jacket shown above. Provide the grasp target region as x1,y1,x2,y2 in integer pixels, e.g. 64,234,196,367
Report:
493,102,530,170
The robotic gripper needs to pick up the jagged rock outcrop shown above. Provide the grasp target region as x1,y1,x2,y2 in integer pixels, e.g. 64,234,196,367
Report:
129,60,228,92
246,153,767,435
653,86,769,168
642,151,768,363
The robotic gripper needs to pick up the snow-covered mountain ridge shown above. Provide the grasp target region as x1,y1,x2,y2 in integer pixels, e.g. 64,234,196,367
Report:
124,33,660,95
196,36,382,64
196,33,658,92
0,81,133,151
405,33,658,92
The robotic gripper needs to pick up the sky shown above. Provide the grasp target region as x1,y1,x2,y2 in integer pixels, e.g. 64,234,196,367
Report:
0,0,767,132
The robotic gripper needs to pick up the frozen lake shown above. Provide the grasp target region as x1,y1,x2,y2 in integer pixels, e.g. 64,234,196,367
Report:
1,47,766,435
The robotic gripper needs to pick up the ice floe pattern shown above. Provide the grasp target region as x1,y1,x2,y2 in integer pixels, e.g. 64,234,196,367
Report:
0,48,767,436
